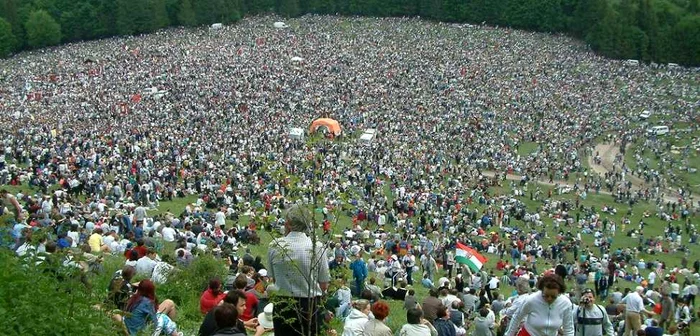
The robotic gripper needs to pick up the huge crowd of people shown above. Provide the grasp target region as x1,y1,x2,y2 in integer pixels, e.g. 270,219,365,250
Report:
0,15,699,336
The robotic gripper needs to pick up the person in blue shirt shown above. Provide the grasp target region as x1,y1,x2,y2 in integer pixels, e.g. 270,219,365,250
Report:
422,273,434,288
349,251,368,297
644,319,664,336
56,234,71,249
134,221,144,240
121,279,158,335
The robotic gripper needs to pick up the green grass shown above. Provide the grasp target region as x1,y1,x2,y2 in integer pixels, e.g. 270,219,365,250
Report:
516,141,539,157
624,126,700,195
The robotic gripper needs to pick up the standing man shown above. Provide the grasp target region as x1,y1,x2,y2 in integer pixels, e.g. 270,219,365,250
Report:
574,288,614,336
445,249,455,279
621,286,655,336
268,204,331,336
349,250,367,297
402,251,416,285
648,270,657,291
421,252,438,282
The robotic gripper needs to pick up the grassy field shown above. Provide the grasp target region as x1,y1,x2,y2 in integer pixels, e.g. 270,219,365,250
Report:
516,141,540,157
2,154,699,335
624,121,700,195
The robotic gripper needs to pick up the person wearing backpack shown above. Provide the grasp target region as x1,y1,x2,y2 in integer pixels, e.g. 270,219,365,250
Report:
574,288,614,336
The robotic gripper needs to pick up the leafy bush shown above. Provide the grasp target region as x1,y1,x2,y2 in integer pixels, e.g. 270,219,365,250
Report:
0,250,115,335
156,253,229,331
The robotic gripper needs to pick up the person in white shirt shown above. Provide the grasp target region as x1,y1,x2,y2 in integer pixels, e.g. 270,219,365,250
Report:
502,277,532,320
160,222,177,242
487,275,500,302
504,274,574,336
621,286,655,336
675,299,691,324
135,249,158,277
648,271,657,290
670,280,680,300
215,209,226,227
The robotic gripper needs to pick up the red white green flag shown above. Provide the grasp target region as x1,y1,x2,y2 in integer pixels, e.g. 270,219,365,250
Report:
455,242,487,273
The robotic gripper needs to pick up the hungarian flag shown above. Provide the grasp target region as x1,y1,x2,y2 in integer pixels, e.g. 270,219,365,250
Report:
455,242,487,273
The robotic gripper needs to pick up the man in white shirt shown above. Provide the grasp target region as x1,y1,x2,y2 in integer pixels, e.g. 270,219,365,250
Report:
215,208,226,227
135,249,158,277
621,286,655,336
648,271,656,290
487,275,500,302
161,222,177,242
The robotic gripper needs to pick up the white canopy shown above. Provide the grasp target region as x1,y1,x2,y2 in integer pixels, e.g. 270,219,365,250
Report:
360,133,374,141
273,22,287,29
211,23,223,30
289,127,304,140
291,56,304,62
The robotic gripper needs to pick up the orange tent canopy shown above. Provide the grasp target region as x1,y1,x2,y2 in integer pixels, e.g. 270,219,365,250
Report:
309,118,341,136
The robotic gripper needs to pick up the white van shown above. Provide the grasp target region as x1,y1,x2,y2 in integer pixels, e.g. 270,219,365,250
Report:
639,110,651,120
647,125,669,136
289,127,304,141
625,59,640,66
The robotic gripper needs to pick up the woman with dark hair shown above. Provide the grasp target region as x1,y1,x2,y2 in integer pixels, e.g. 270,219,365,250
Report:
363,301,392,336
433,304,457,336
200,278,226,314
504,274,574,336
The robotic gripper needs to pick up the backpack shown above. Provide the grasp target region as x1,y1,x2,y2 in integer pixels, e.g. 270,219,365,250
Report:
575,304,608,336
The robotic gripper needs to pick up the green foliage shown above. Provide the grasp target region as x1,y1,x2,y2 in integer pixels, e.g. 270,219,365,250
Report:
0,0,698,66
278,0,301,17
60,3,99,42
24,9,61,48
156,253,228,330
177,0,196,26
0,17,15,57
0,250,114,335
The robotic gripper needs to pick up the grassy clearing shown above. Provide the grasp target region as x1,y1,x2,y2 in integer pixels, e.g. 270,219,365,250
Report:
624,125,700,195
516,141,539,157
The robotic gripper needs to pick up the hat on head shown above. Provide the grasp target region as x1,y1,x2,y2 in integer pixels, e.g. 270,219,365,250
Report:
259,269,268,277
258,303,274,329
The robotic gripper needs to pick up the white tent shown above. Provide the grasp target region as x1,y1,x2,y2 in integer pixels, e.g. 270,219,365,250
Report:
211,23,223,30
291,56,304,62
273,22,287,29
359,128,377,145
360,133,374,144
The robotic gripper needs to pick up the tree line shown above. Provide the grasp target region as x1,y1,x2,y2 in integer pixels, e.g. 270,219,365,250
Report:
0,0,698,65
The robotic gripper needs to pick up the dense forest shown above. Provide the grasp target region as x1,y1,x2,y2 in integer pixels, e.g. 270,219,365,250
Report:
0,0,698,65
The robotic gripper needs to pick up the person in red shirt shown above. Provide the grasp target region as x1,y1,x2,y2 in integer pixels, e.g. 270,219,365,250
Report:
233,274,258,321
496,259,506,271
200,278,226,314
322,219,331,236
131,239,148,259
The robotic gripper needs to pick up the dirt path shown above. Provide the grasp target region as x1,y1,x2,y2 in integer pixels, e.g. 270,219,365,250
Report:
587,141,679,203
479,171,615,196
